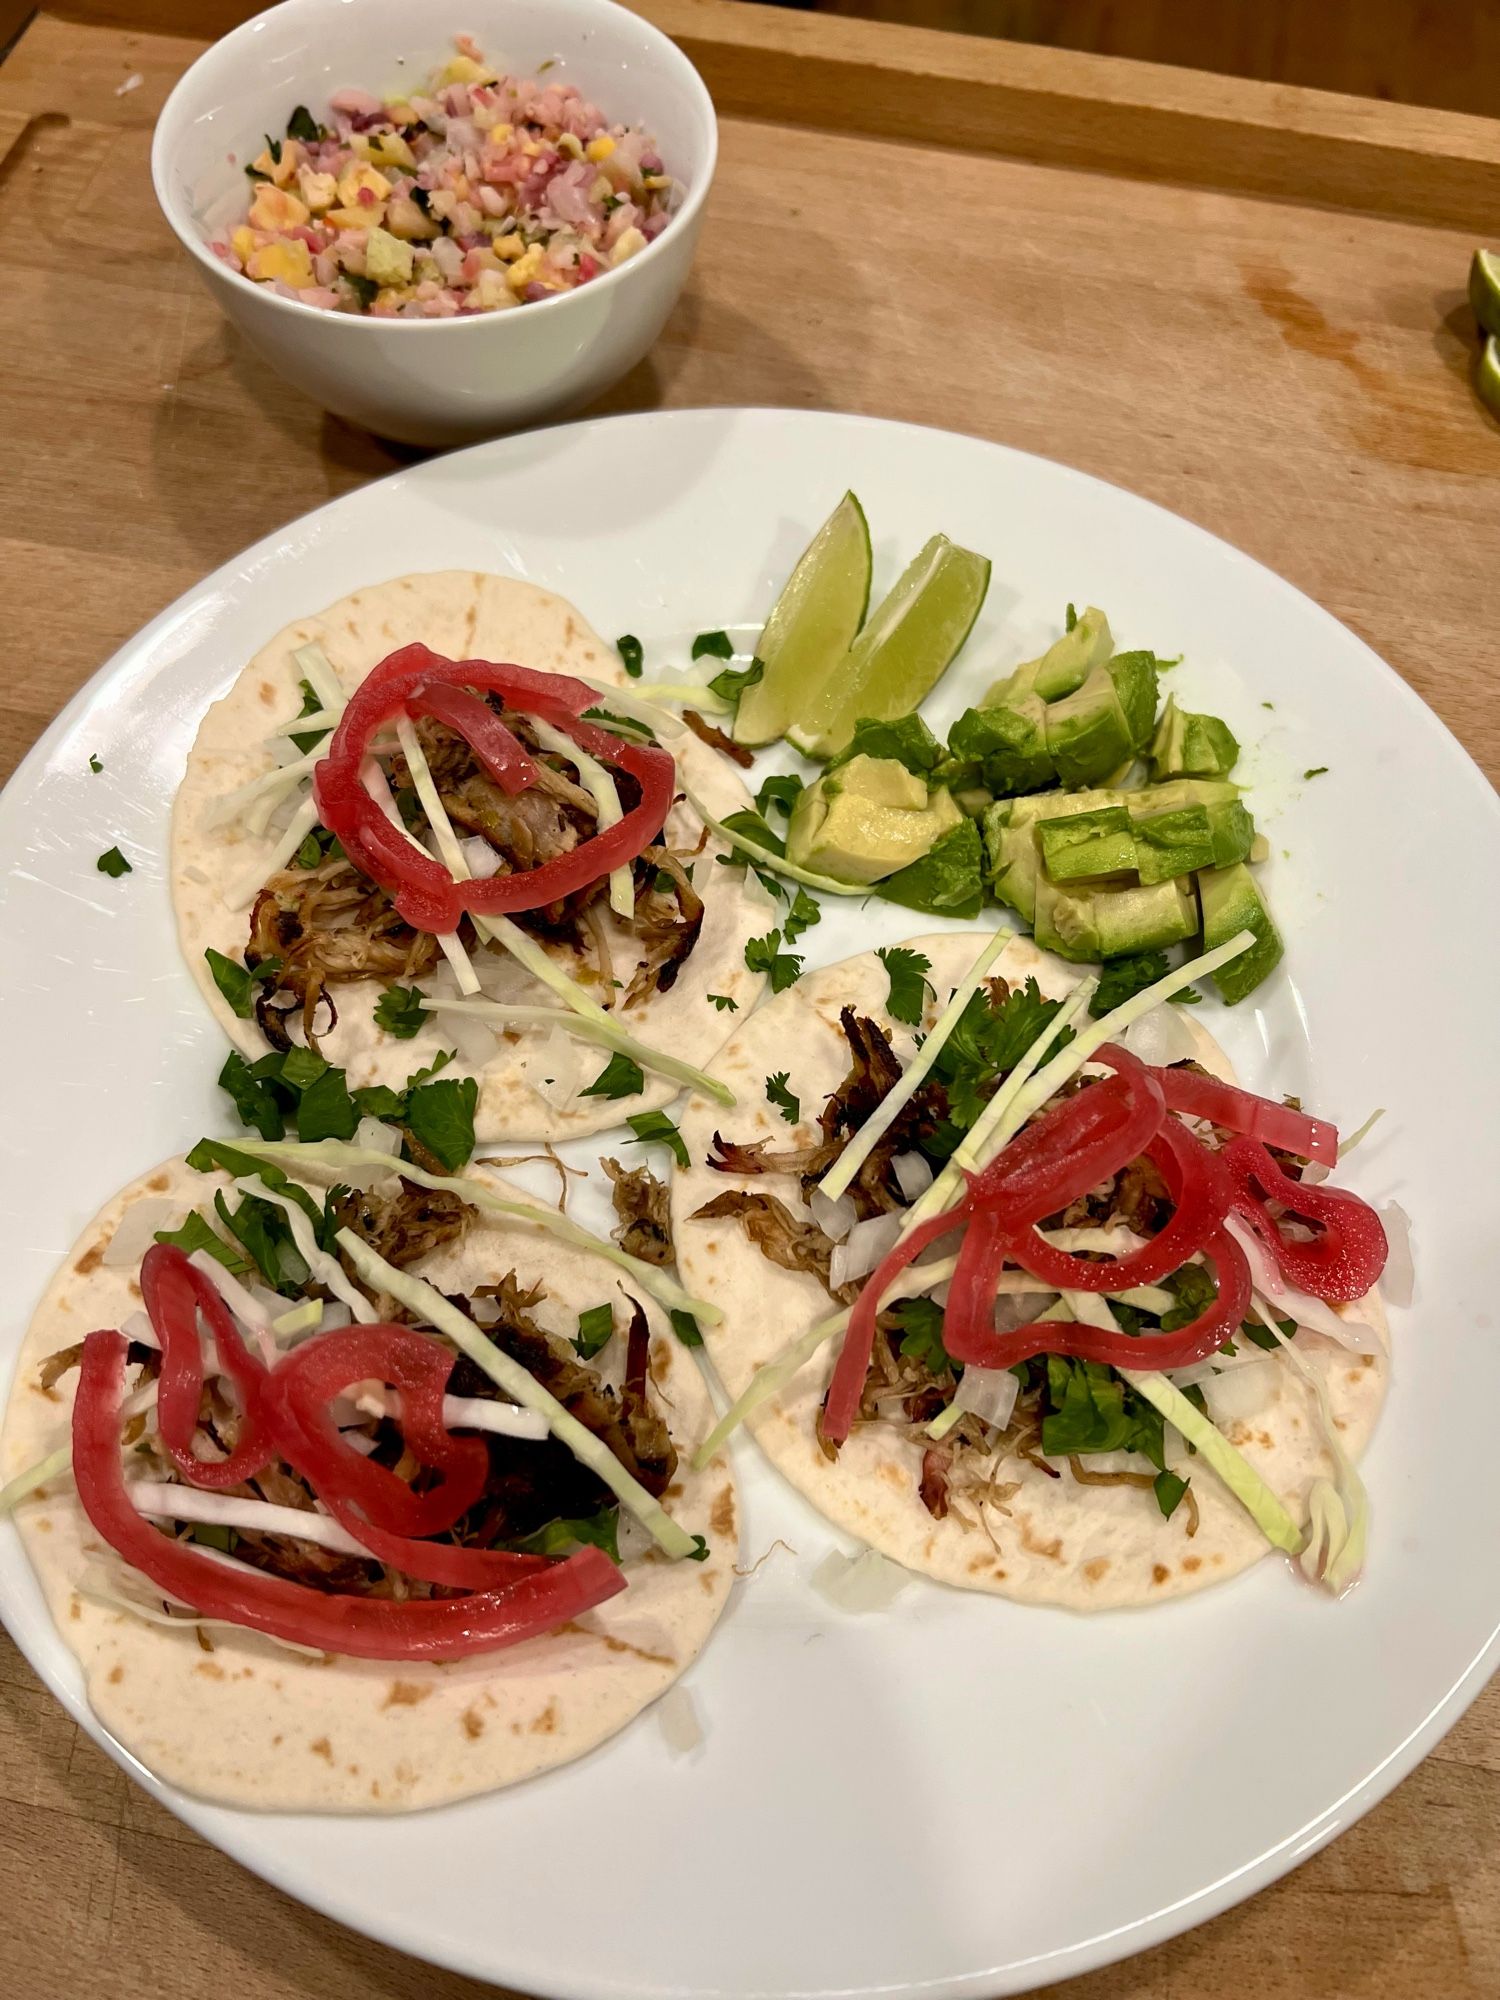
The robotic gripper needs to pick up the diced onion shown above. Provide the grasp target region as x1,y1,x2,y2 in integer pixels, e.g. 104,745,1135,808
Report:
892,1151,934,1201
811,1547,910,1612
126,1480,371,1556
1121,1003,1201,1068
809,1188,856,1242
953,1366,1020,1430
829,1213,905,1290
429,1001,501,1070
657,1685,705,1756
352,1117,401,1160
461,835,504,880
1375,1201,1413,1309
102,1198,180,1268
1202,1358,1275,1426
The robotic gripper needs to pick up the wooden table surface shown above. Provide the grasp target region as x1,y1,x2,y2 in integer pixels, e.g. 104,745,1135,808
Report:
1,6,1496,1998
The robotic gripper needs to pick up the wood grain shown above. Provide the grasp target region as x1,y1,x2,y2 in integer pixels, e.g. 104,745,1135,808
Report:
0,8,1497,2000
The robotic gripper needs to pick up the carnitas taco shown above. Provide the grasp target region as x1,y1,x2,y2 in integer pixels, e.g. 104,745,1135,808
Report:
171,571,770,1144
671,930,1392,1609
0,1143,736,1810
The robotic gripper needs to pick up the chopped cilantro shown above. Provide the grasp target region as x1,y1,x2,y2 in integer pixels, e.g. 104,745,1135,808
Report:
341,271,378,310
718,807,785,864
88,753,103,774
826,713,943,777
294,1063,359,1143
765,1071,800,1123
891,1298,953,1376
691,630,735,661
877,946,931,1027
1089,951,1198,1016
286,104,324,143
263,134,283,165
1240,1308,1297,1353
744,928,803,993
1261,700,1275,711
288,677,334,753
217,1050,289,1140
214,1187,309,1297
204,947,259,1018
405,1075,478,1170
580,1051,645,1100
1303,766,1329,779
755,772,804,819
188,1521,238,1554
708,993,739,1012
931,977,1070,1133
295,825,344,869
1065,602,1078,632
616,634,644,679
1153,1470,1188,1519
877,819,983,920
374,984,427,1039
1159,1263,1218,1332
782,886,821,943
1041,1356,1165,1466
706,658,764,706
626,1110,689,1169
670,1308,704,1348
581,706,655,742
153,1208,251,1276
574,1305,615,1359
512,1508,620,1562
96,846,132,878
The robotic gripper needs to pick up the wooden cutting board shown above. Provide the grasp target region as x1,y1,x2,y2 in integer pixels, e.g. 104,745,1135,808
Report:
0,6,1496,1999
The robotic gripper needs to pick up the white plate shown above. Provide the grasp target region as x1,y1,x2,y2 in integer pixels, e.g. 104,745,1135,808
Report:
2,409,1497,2000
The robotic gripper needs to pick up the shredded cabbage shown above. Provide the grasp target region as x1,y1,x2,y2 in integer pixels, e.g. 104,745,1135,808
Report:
1123,1366,1302,1553
573,677,689,736
128,1480,371,1555
681,787,870,897
818,927,1014,1202
1246,1296,1369,1593
226,792,319,911
361,753,480,995
529,714,633,922
335,1228,699,1560
423,995,735,1108
290,640,346,716
231,1177,377,1324
234,1138,722,1325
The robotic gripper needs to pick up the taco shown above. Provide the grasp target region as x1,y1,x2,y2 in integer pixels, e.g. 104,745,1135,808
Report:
0,1147,736,1810
171,571,771,1144
671,930,1390,1610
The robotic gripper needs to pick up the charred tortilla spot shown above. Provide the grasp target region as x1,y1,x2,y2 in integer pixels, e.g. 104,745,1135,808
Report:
107,1663,123,1683
462,1708,485,1739
529,1700,558,1735
383,1681,431,1709
310,1737,333,1760
600,1634,674,1666
75,1244,104,1275
710,1488,735,1538
1020,1523,1063,1561
1084,1558,1110,1582
1151,1564,1170,1585
147,1173,169,1193
1182,1555,1202,1573
877,1462,907,1493
259,681,275,706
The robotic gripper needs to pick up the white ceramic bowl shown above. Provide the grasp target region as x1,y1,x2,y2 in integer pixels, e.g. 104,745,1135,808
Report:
152,0,716,446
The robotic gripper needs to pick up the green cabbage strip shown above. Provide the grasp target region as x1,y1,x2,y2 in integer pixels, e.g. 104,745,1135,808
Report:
681,787,870,897
335,1229,698,1561
574,678,689,736
629,681,731,713
691,1255,960,1469
0,1445,71,1518
925,1299,1071,1442
420,996,735,1106
1246,1296,1368,1591
1123,1368,1303,1554
365,740,480,994
291,641,346,716
231,1138,722,1325
528,714,633,922
395,723,731,1104
818,927,1015,1202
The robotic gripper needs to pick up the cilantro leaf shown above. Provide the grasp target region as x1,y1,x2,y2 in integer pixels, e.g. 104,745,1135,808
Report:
581,705,656,743
405,1075,478,1170
891,1298,953,1376
88,753,103,774
626,1110,688,1169
580,1051,645,1100
1089,951,1200,1016
826,714,943,777
708,993,738,1012
215,1188,309,1297
342,271,378,310
574,1305,615,1359
755,772,804,820
930,977,1071,1136
286,104,323,143
706,657,764,706
1303,766,1329,779
288,677,332,754
718,808,785,866
744,928,803,993
294,1063,359,1143
616,634,644,679
1153,1470,1188,1519
351,1083,406,1121
877,946,931,1027
782,886,821,943
96,846,132,878
511,1507,621,1562
153,1209,252,1276
1240,1308,1297,1353
670,1308,704,1348
877,818,984,919
1040,1356,1167,1470
765,1071,800,1123
217,1049,290,1140
691,629,735,661
374,984,428,1039
204,947,258,1018
1159,1263,1218,1332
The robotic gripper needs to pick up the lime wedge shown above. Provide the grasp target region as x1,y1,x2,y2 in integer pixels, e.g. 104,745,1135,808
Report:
734,493,871,747
1480,335,1500,420
1469,248,1500,341
787,535,991,760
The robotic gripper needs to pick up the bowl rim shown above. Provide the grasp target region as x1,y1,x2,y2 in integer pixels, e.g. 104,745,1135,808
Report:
149,0,718,334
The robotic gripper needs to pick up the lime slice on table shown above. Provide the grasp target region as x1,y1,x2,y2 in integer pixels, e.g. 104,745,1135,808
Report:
1469,248,1500,341
733,492,872,747
1480,336,1500,420
786,535,992,760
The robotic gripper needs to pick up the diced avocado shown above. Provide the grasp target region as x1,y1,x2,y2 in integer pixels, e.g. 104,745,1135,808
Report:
982,801,1038,923
1207,799,1256,867
948,696,1054,796
1034,877,1197,962
1132,804,1216,883
1006,786,1126,828
983,606,1113,706
1149,698,1240,780
1138,777,1241,813
879,816,985,919
1037,806,1137,884
1107,650,1160,747
786,763,962,887
1044,664,1137,788
1198,863,1284,1003
953,784,994,818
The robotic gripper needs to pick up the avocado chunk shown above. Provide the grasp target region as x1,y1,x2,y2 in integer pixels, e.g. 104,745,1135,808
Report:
879,816,985,919
1034,876,1197,962
1132,804,1217,883
948,695,1054,796
982,801,1039,922
1205,799,1256,867
1149,698,1240,780
787,758,962,886
982,606,1114,706
1108,650,1161,747
1198,863,1284,1003
1037,805,1138,884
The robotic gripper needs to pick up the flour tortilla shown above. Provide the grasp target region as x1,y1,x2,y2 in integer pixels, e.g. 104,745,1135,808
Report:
1,1156,738,1811
673,930,1388,1611
171,571,772,1142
